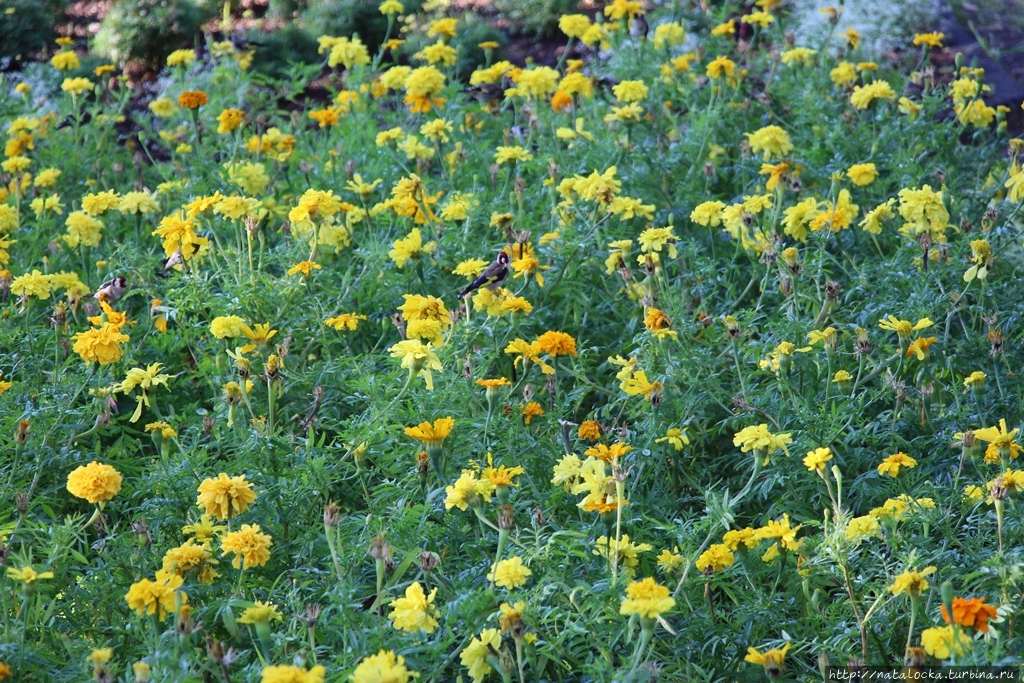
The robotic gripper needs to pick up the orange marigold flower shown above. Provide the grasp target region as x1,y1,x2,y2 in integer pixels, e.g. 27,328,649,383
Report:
551,90,573,112
523,401,544,424
536,330,577,357
941,597,998,633
178,91,208,109
578,420,602,441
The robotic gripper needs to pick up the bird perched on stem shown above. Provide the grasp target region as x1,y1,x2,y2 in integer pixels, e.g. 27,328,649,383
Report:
457,251,510,299
94,276,128,303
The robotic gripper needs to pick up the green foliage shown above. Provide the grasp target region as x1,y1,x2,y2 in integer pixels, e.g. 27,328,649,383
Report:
493,0,578,38
93,0,214,68
246,24,321,79
300,0,423,53
2,2,1024,683
0,0,66,63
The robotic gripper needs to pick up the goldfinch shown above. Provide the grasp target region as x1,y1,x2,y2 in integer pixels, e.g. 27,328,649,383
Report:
457,251,510,299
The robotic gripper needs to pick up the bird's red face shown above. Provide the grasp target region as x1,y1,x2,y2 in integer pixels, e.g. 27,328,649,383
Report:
497,251,510,265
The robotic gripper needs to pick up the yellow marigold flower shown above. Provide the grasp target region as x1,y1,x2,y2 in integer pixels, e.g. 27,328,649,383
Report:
217,108,246,134
745,125,792,160
30,194,65,218
974,418,1022,463
621,370,663,401
166,49,196,67
706,55,736,80
261,664,326,683
162,540,218,583
328,36,370,69
860,199,896,234
64,211,104,249
551,453,584,489
745,643,790,677
850,80,896,109
287,260,322,277
182,514,225,545
390,227,436,268
845,515,880,543
722,528,758,551
920,625,971,659
877,452,917,477
656,428,689,451
149,97,177,117
210,315,248,339
695,544,734,574
238,600,282,625
781,47,817,66
404,66,446,113
734,424,792,456
197,473,257,521
389,339,443,390
33,167,61,188
831,60,857,87
241,322,278,351
584,442,632,464
125,570,184,619
743,10,775,27
11,270,52,300
644,307,676,339
913,32,944,48
427,16,457,38
444,469,494,510
593,534,651,569
847,162,878,186
653,22,685,48
71,323,129,364
878,315,932,340
514,66,560,99
178,91,208,109
6,565,54,585
350,651,414,683
619,576,675,619
559,14,591,38
220,523,272,569
494,146,533,165
711,19,736,36
66,465,122,507
613,79,648,103
119,362,172,423
51,51,80,70
504,338,554,375
325,313,366,331
389,581,439,633
690,201,726,227
890,566,936,597
461,629,501,683
906,336,937,361
416,39,457,67
152,213,208,261
379,0,403,14
803,447,833,472
405,417,454,448
488,556,532,589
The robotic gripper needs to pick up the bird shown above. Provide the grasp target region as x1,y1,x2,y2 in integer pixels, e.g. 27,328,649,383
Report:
94,276,128,304
457,251,510,299
156,250,183,278
57,110,92,130
630,13,649,42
